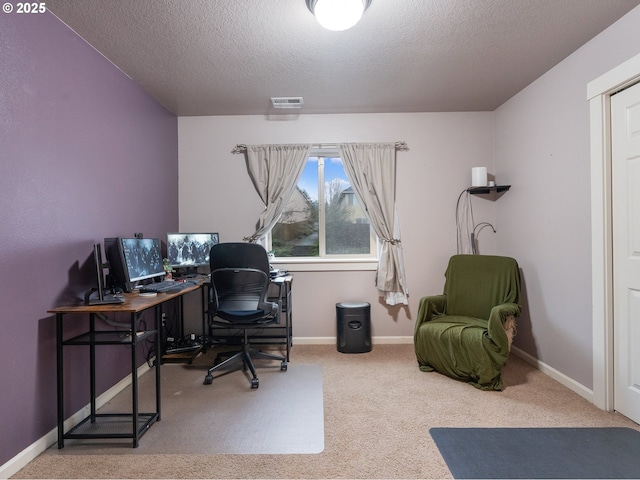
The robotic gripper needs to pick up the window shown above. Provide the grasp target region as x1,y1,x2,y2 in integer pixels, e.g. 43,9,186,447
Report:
269,152,375,259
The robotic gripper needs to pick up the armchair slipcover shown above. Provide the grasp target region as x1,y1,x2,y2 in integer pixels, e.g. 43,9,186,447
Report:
414,254,521,391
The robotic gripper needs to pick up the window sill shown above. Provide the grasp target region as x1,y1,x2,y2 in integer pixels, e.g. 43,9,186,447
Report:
271,258,378,272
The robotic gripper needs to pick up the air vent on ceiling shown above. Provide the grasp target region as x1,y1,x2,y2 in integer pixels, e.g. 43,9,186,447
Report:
271,97,304,108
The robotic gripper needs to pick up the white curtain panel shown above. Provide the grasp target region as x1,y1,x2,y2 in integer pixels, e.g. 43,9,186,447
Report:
243,144,312,243
340,143,409,306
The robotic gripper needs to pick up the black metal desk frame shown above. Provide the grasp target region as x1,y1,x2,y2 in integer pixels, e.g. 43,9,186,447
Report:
51,284,200,448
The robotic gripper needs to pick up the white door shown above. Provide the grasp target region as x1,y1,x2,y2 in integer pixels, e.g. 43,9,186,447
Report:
612,81,640,424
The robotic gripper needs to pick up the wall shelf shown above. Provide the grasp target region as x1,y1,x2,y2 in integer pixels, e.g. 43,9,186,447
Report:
467,185,511,195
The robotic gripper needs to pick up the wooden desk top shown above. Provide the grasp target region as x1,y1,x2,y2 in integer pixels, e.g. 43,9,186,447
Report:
48,281,202,315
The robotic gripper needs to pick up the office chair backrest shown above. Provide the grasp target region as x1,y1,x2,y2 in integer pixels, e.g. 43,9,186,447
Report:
209,242,270,274
209,243,276,321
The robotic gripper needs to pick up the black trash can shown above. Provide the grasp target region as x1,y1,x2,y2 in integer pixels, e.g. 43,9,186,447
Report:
336,302,372,353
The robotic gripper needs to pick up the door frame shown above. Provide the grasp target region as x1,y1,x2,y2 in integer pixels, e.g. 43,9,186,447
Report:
588,52,640,411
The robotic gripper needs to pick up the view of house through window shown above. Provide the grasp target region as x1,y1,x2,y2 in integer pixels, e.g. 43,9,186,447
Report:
270,155,374,258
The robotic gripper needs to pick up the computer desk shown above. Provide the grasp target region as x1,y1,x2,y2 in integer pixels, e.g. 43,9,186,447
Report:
49,281,202,448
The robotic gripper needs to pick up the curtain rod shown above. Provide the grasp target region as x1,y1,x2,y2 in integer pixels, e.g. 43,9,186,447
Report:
231,141,408,154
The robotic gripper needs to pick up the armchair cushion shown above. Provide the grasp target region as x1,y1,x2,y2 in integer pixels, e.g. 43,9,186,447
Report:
414,255,521,391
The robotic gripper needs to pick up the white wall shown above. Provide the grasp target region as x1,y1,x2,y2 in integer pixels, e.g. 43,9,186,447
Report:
178,112,496,339
494,6,640,389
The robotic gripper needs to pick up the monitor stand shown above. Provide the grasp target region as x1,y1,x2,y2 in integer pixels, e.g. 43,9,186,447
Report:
84,288,125,305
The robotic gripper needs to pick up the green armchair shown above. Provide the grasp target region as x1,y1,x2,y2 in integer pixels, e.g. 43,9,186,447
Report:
414,254,521,391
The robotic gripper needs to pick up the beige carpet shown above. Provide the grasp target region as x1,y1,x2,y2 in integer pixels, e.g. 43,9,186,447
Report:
13,344,640,479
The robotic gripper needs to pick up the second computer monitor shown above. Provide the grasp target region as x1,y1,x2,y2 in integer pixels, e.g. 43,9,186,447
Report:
166,232,219,269
120,237,165,284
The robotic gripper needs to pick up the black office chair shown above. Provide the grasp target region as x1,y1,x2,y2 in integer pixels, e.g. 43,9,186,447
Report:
203,242,287,388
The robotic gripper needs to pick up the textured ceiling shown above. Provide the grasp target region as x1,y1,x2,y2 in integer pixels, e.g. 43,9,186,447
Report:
46,0,640,116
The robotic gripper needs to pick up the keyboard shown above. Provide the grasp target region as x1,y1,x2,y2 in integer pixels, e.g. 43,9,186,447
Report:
138,281,187,293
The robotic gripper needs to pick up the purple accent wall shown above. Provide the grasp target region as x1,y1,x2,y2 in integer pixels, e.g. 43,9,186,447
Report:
0,10,178,465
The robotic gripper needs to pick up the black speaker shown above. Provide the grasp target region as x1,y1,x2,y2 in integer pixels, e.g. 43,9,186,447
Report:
336,302,371,353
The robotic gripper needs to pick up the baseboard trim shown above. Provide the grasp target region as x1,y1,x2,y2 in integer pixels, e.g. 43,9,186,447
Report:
511,346,594,402
0,361,152,480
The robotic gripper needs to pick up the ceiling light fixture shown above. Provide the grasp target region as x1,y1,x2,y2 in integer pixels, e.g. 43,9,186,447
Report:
306,0,372,32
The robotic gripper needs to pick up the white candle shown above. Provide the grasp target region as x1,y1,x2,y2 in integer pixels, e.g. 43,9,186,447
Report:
472,167,488,187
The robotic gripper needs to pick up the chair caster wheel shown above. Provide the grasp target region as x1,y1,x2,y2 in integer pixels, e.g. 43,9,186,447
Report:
251,378,259,389
203,374,213,385
281,362,288,371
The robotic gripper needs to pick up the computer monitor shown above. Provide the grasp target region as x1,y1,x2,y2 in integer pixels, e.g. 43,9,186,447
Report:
104,237,165,292
93,243,106,300
166,232,219,269
85,243,124,305
104,237,127,292
120,237,165,284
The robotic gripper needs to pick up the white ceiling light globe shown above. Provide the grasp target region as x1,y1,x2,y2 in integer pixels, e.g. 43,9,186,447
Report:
313,0,365,31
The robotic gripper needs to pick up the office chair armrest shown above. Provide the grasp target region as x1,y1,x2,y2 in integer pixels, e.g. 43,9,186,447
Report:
267,300,280,323
266,277,289,324
415,295,447,334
